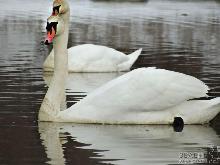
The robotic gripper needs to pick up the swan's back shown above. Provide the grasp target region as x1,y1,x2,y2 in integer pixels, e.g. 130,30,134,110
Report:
43,44,141,72
68,44,128,72
72,67,209,114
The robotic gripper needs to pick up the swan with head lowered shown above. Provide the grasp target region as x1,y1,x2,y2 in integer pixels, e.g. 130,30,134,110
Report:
39,15,220,124
43,0,142,72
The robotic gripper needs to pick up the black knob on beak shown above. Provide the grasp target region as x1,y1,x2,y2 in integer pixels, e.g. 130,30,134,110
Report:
44,40,49,45
173,117,184,132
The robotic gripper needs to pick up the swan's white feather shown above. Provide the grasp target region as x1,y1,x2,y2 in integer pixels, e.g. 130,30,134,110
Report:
43,44,142,72
39,2,220,124
74,67,208,112
56,68,220,124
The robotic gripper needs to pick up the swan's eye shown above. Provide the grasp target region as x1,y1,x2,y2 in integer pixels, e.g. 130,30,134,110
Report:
46,22,58,34
52,5,61,16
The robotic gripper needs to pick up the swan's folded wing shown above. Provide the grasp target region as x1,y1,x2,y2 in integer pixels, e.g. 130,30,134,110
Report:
45,44,138,72
73,67,209,114
68,44,128,72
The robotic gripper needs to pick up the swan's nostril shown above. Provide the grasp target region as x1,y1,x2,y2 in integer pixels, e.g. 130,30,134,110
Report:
44,40,49,45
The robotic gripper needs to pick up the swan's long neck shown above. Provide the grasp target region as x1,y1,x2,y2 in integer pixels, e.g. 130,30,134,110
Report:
39,12,70,121
60,2,70,31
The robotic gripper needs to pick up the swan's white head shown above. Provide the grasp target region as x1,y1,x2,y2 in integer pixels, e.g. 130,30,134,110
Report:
44,15,65,45
52,0,69,16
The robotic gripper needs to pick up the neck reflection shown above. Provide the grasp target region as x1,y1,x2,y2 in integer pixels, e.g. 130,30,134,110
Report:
38,123,220,165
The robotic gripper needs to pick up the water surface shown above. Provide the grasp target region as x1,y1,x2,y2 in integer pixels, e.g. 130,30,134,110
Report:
0,0,220,164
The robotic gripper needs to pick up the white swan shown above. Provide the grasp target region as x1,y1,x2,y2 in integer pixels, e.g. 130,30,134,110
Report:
43,0,142,72
39,15,220,124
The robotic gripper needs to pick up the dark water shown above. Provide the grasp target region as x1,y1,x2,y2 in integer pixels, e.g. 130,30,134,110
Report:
0,0,220,164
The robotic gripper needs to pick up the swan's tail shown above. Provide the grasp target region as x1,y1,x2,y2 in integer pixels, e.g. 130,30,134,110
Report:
206,97,220,123
184,97,220,124
118,48,142,71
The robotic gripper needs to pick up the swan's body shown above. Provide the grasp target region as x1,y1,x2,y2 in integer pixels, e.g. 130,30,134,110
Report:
43,0,141,72
39,1,220,124
40,66,220,124
44,44,142,72
59,68,220,124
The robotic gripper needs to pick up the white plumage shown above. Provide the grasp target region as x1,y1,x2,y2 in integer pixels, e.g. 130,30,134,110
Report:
55,67,220,124
43,44,142,72
43,1,141,72
39,2,220,124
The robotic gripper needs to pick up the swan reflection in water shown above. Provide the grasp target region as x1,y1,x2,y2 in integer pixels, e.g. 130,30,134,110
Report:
43,72,124,93
38,123,220,165
40,72,220,164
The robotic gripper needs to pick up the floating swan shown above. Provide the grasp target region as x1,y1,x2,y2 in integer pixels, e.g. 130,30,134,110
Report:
39,15,220,124
43,0,142,72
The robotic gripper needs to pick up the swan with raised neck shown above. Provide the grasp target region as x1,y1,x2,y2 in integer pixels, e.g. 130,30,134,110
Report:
43,0,142,72
39,10,220,124
39,15,69,121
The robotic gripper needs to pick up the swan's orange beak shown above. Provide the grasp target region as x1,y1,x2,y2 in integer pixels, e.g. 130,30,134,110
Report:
45,27,56,45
